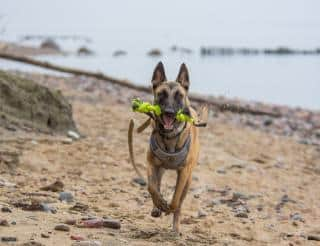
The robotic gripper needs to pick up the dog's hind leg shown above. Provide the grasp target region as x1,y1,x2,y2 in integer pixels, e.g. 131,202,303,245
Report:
147,164,169,214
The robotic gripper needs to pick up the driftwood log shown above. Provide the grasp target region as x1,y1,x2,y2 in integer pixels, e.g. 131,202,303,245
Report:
0,52,280,117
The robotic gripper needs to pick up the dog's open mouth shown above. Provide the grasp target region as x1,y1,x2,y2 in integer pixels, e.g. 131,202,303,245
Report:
162,113,176,130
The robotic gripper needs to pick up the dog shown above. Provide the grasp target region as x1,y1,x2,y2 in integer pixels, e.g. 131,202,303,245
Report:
129,62,205,233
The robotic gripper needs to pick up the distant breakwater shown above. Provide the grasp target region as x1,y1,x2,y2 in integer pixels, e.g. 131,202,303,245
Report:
200,46,320,56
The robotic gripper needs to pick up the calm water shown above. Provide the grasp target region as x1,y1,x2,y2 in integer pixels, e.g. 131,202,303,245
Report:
1,0,320,109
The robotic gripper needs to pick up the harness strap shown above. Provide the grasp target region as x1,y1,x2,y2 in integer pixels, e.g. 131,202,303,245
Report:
150,134,191,169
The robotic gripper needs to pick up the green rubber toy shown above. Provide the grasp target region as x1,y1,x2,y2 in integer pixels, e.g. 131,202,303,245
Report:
176,109,194,123
132,98,161,116
132,98,194,123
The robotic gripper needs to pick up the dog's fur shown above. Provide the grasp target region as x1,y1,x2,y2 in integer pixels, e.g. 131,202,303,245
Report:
146,62,200,233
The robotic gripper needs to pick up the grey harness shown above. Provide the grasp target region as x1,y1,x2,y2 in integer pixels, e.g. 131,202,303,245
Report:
150,134,191,169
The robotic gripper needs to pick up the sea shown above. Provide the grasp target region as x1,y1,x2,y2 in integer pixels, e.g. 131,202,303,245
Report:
1,0,320,110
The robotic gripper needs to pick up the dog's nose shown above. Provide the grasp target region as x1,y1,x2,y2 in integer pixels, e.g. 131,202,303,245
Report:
164,107,175,114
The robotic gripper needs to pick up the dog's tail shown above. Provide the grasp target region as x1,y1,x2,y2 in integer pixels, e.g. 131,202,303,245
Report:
128,118,151,181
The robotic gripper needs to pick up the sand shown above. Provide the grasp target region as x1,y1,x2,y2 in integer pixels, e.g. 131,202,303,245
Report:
0,71,319,245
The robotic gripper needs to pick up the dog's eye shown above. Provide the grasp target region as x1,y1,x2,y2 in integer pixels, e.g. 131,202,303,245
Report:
157,91,168,104
174,91,182,100
158,91,167,99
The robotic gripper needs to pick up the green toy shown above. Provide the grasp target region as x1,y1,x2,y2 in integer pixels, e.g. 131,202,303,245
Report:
176,109,194,123
131,98,194,123
132,98,161,116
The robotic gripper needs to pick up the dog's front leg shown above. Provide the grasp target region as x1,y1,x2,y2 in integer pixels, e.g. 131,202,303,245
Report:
167,166,192,215
147,164,169,213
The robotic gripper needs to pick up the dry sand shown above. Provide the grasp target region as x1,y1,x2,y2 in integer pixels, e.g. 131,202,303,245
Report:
0,71,320,245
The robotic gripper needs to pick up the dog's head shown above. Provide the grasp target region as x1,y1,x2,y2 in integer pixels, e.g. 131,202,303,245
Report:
151,62,191,132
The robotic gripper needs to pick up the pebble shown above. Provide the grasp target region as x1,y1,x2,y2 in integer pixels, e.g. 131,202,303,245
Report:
0,179,16,187
1,206,12,213
40,180,64,192
70,202,89,212
307,235,320,241
59,191,74,203
1,236,17,242
216,168,226,174
256,204,263,211
0,219,9,226
193,194,200,199
80,219,103,228
79,218,121,229
41,233,50,238
21,242,45,246
68,130,80,140
71,235,85,241
71,241,102,246
232,192,249,201
211,199,221,206
62,137,73,144
54,224,70,232
290,212,305,222
235,212,249,218
65,219,77,225
103,219,121,229
132,177,146,186
198,209,207,218
41,203,57,214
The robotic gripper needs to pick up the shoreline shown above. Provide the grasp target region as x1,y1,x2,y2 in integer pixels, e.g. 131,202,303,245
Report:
0,40,319,146
2,69,320,147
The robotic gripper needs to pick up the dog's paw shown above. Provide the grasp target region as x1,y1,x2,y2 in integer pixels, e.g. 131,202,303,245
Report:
156,198,170,213
151,207,162,217
165,203,177,215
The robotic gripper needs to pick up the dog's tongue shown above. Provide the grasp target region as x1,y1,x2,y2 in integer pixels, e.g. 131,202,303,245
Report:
163,114,174,130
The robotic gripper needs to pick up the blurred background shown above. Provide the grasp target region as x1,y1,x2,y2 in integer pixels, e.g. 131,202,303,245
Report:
1,0,319,109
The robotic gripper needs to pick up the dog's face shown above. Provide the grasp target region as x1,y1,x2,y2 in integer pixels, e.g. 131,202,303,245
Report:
151,62,190,131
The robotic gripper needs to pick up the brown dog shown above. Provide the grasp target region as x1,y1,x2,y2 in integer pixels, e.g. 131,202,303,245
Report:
129,62,205,233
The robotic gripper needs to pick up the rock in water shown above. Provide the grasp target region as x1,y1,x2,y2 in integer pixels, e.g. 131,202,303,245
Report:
147,49,162,56
77,46,94,56
40,39,60,51
0,70,77,133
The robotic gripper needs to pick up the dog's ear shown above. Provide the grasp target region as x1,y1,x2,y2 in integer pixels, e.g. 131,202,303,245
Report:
176,63,190,91
151,61,167,89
